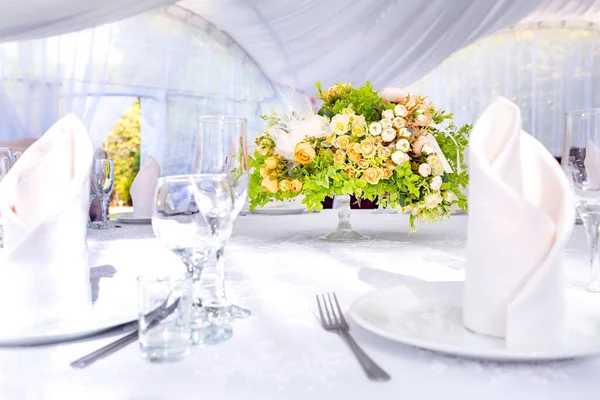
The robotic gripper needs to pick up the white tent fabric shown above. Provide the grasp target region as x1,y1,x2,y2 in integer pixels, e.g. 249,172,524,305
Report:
0,0,176,42
179,0,545,94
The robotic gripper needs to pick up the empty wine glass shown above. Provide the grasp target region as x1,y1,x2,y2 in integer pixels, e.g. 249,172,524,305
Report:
91,159,114,229
194,115,250,321
190,173,244,321
563,108,600,292
153,175,232,345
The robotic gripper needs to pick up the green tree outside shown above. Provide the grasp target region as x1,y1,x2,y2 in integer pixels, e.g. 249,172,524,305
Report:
102,98,141,205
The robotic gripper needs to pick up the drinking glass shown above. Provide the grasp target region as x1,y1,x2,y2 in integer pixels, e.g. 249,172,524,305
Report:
0,148,21,168
194,115,250,321
91,159,114,229
137,274,192,362
563,109,600,292
153,175,232,345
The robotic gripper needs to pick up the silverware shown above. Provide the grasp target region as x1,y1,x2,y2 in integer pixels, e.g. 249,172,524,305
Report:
316,293,391,381
71,298,180,369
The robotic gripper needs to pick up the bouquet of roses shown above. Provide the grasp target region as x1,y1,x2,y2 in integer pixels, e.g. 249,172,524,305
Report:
248,82,470,230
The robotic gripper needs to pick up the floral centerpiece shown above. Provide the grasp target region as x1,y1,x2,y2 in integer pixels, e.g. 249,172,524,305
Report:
248,82,470,237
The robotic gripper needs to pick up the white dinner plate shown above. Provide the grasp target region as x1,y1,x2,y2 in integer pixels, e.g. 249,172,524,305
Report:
109,212,151,224
252,207,305,215
349,282,600,361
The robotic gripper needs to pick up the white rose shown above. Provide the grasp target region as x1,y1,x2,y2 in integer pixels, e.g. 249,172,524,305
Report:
422,143,436,155
396,139,410,152
394,104,408,117
369,122,382,136
443,191,455,202
392,117,406,129
418,163,431,177
430,176,443,191
354,114,366,128
427,155,444,176
331,114,350,135
381,128,396,142
382,109,395,120
380,118,392,130
380,87,410,103
398,127,411,138
391,151,409,165
424,192,442,209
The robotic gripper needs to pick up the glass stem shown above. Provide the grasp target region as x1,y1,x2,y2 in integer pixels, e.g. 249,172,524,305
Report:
586,214,600,292
101,198,108,224
214,245,227,303
336,194,352,232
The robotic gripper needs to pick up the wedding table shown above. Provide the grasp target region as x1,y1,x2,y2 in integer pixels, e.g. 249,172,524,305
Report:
0,210,598,400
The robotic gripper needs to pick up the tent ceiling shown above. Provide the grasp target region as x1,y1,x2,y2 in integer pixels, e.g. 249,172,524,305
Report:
179,0,600,93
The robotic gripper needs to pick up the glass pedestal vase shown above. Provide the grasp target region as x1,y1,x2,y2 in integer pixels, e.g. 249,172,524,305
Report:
321,194,369,242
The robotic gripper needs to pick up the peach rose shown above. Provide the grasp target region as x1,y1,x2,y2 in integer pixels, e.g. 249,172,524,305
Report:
363,167,384,184
279,179,291,191
345,169,356,179
261,177,278,193
360,139,376,158
414,113,432,127
259,165,270,178
347,143,361,163
290,178,303,192
383,168,393,179
378,146,392,160
294,142,316,165
333,150,346,163
380,87,410,103
264,156,278,169
358,159,369,169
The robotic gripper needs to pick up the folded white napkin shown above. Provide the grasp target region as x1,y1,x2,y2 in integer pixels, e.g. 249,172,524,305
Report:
463,97,574,346
130,156,160,218
0,114,93,334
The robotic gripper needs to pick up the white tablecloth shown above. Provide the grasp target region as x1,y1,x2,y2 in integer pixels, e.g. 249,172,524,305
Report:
0,211,598,400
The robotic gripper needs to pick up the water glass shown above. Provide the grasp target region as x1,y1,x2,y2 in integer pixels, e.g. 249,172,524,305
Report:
91,159,114,229
563,108,600,292
138,274,192,362
194,115,250,321
153,175,232,345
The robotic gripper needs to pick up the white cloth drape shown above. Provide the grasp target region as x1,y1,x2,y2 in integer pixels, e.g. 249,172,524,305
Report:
180,0,546,94
0,0,176,43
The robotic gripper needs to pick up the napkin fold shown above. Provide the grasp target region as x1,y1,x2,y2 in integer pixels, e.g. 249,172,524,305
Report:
130,156,160,218
463,97,574,346
0,114,93,334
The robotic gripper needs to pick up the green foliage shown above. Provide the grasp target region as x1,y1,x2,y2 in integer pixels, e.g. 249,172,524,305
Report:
102,99,141,205
317,81,388,125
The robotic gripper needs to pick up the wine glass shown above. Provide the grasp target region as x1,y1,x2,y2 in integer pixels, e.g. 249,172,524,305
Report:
152,175,232,345
194,116,250,321
563,108,600,292
0,155,10,248
91,159,114,229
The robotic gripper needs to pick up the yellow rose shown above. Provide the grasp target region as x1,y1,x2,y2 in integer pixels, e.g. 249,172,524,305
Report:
383,168,393,179
326,134,335,144
363,167,383,184
264,156,278,169
279,179,291,192
351,125,363,136
294,142,316,165
331,115,349,135
335,135,351,150
358,159,369,169
290,179,303,192
342,107,355,117
261,177,278,193
347,143,361,163
378,146,392,160
333,150,346,163
259,165,270,178
360,139,376,158
345,169,356,179
322,86,342,103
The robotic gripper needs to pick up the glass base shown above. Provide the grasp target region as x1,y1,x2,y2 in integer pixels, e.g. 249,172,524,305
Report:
90,221,115,230
205,301,251,322
192,321,233,346
320,229,370,243
140,343,190,363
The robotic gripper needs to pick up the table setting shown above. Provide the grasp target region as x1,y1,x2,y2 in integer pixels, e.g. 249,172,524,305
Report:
0,83,600,400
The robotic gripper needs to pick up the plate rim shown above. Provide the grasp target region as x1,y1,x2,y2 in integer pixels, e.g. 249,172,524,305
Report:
349,282,600,361
109,211,151,224
252,207,305,215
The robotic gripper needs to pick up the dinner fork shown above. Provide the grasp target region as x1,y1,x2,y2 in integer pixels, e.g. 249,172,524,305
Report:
316,293,391,381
